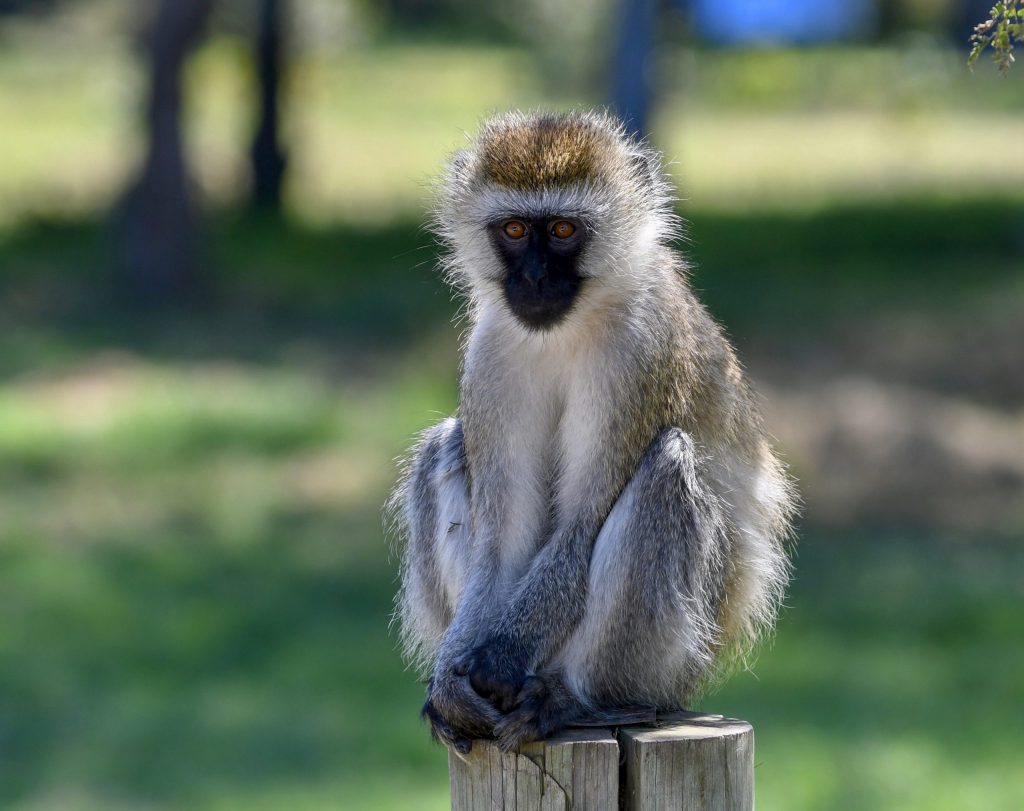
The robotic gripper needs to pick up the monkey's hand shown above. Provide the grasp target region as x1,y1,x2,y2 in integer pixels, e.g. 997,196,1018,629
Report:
454,638,531,714
422,665,503,754
492,672,579,751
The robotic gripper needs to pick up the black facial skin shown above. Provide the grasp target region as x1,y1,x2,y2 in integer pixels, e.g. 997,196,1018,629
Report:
490,217,587,331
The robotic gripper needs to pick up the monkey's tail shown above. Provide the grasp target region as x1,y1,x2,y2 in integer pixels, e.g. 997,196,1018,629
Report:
570,705,659,727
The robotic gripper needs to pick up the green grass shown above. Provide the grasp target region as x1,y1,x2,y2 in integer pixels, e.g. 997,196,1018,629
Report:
0,196,1022,809
0,26,1023,811
2,506,1022,811
0,334,1020,810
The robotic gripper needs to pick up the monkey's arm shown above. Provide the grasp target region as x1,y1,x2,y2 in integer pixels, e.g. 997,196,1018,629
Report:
399,418,506,752
455,514,597,708
409,406,571,749
455,411,644,713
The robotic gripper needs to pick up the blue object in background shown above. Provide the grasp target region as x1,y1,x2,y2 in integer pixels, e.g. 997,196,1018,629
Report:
693,0,876,45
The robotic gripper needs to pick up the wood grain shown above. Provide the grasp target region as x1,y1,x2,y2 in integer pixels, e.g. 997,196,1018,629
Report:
619,712,754,811
449,713,753,810
449,728,618,811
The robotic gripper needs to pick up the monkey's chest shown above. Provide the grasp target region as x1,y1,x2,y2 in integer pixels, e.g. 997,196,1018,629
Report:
465,335,616,578
487,400,608,580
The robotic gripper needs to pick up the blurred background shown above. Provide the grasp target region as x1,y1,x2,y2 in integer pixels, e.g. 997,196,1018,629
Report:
1,1,1022,809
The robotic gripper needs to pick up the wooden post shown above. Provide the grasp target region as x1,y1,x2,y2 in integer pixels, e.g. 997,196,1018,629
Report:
620,713,754,811
448,713,753,811
449,728,619,811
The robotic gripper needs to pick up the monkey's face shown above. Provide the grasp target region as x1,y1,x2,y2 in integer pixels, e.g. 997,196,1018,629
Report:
435,112,681,326
490,217,587,330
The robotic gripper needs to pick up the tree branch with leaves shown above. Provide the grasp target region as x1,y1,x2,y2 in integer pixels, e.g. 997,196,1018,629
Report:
969,1,1024,74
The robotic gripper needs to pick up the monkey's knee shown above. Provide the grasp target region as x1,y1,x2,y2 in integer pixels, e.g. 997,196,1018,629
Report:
398,418,472,666
557,428,727,706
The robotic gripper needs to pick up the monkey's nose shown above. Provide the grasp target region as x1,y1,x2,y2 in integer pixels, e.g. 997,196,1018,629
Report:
523,265,547,289
522,250,547,287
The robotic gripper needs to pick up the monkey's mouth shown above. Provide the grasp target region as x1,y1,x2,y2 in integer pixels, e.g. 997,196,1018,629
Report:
504,273,583,330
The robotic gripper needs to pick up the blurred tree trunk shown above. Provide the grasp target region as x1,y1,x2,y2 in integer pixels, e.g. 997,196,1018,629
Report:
250,0,288,212
117,0,212,302
611,0,658,137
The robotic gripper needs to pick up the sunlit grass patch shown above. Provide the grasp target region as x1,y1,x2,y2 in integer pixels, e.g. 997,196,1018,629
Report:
0,354,456,534
2,38,1023,228
0,360,344,502
658,109,1024,211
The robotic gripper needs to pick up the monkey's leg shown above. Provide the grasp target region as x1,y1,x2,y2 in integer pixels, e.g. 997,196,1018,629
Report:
398,417,502,751
494,428,729,750
399,418,468,654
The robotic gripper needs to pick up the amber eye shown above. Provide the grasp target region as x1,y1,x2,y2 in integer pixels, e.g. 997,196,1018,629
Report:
550,220,576,239
503,220,527,239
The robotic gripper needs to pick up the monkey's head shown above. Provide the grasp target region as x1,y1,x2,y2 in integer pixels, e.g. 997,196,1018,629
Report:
434,111,678,332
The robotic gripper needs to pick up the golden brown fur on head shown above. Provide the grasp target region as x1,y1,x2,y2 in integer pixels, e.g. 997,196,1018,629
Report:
435,111,680,300
476,113,622,190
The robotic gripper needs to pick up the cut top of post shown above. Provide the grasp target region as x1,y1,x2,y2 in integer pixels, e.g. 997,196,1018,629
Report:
448,712,755,811
623,711,753,742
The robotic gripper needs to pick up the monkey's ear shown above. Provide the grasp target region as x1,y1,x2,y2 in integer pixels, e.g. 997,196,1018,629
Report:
447,150,473,181
628,151,657,187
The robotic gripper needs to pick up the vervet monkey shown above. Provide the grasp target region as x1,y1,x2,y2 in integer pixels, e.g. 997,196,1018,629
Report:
391,111,796,753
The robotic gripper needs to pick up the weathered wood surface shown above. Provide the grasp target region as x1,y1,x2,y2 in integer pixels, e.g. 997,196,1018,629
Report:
449,728,619,811
448,712,753,811
620,713,754,811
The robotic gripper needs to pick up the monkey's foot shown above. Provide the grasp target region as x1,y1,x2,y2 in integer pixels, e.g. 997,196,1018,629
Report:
422,697,474,754
454,639,529,714
493,673,582,752
422,671,503,754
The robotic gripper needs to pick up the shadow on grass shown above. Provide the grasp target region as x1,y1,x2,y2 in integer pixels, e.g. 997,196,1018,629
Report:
0,195,1021,377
